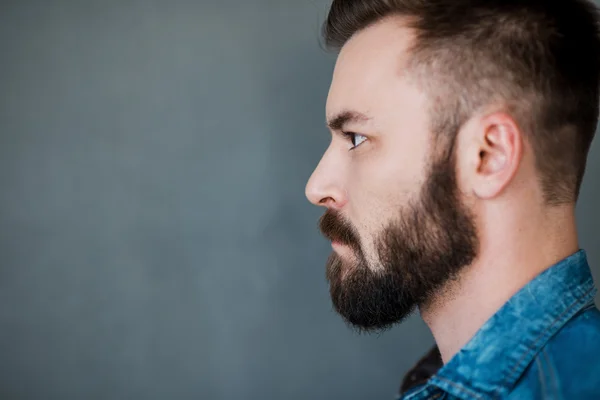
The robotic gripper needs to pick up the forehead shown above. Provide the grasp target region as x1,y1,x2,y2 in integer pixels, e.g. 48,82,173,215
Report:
326,17,416,120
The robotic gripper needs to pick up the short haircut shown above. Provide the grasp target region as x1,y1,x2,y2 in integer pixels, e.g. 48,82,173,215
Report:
323,0,600,204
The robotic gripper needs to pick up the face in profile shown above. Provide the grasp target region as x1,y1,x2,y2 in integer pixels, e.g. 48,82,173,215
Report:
306,18,479,332
318,150,478,332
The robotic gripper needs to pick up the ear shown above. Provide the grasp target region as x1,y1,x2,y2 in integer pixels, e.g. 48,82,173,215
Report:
461,112,524,200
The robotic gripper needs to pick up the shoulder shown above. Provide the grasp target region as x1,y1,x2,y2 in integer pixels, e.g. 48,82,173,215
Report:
509,305,600,399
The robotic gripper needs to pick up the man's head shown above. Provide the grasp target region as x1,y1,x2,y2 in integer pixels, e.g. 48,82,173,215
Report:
305,0,600,332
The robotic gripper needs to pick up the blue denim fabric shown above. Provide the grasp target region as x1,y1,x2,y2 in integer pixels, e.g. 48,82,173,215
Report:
400,250,600,400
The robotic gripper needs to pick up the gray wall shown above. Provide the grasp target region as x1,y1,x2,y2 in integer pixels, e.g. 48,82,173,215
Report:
0,1,598,399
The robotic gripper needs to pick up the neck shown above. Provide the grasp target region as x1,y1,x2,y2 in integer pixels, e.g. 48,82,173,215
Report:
420,204,579,364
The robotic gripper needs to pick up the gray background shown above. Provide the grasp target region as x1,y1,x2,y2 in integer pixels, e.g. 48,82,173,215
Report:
0,1,598,399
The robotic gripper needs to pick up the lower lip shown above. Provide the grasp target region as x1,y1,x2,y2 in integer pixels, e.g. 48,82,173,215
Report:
331,242,355,257
331,241,344,250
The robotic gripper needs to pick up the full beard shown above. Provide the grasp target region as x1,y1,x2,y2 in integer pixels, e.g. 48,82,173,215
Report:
319,148,479,333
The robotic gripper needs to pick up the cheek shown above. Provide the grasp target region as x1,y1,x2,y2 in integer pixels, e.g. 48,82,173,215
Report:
353,144,425,204
346,159,418,241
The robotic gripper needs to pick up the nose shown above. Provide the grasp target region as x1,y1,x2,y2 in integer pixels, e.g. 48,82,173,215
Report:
305,149,348,210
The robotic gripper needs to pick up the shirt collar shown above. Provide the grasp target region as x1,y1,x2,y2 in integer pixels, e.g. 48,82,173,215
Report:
426,250,597,400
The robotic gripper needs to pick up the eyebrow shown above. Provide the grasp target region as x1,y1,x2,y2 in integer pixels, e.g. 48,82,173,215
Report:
326,110,371,131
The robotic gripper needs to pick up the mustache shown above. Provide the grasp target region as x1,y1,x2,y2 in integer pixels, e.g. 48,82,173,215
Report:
318,209,361,251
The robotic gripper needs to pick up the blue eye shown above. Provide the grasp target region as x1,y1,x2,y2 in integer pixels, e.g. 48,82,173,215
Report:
342,132,367,150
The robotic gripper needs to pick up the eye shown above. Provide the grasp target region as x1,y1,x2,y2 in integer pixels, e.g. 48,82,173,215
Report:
342,132,367,150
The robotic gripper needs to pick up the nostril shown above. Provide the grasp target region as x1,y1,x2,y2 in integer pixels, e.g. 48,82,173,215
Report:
319,196,336,207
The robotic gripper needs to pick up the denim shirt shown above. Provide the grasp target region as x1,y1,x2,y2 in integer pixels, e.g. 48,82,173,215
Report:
400,250,600,400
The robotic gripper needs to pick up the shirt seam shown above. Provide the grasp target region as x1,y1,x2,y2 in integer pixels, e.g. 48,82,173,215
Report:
402,385,430,400
542,348,561,399
536,355,548,400
433,376,483,400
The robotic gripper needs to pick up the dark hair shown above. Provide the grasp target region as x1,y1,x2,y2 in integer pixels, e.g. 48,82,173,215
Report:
323,0,600,204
